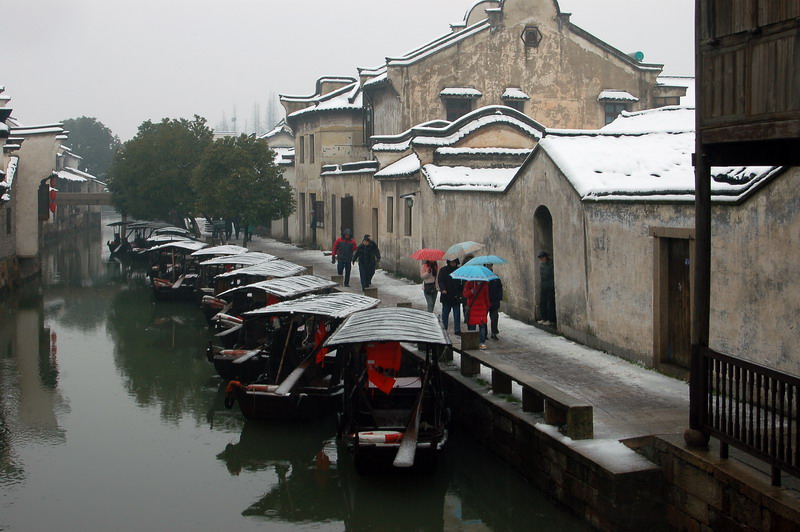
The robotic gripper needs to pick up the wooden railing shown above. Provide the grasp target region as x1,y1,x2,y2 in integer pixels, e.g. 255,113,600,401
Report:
698,346,800,486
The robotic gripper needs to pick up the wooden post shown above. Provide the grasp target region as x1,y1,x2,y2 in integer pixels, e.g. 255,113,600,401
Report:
460,330,480,350
460,352,480,377
491,370,512,395
522,388,544,412
304,265,313,275
363,287,378,298
332,275,344,286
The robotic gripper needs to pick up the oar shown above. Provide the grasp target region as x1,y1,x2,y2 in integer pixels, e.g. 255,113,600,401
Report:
232,347,262,364
393,361,433,468
273,317,295,384
274,344,336,395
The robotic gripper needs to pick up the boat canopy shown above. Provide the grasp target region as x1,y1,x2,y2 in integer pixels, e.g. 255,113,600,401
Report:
199,252,277,267
217,275,337,299
153,226,191,236
191,244,249,257
215,259,306,280
243,292,379,319
324,307,451,347
148,240,208,253
146,234,194,244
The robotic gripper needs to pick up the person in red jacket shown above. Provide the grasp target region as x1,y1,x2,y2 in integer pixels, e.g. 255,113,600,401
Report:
463,280,490,349
331,229,357,287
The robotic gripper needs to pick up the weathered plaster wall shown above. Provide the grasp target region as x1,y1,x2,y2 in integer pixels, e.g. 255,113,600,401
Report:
15,134,58,259
386,0,659,133
709,167,800,376
320,171,379,248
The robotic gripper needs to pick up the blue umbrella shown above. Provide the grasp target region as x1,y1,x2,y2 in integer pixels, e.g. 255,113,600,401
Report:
449,265,499,282
464,255,508,266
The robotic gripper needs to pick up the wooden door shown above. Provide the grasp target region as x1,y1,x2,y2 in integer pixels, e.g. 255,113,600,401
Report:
341,196,354,235
667,238,691,367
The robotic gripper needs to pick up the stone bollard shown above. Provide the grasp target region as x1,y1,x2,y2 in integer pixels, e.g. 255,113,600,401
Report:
460,330,480,350
363,287,378,298
460,352,481,377
396,301,412,308
332,275,344,286
305,265,313,275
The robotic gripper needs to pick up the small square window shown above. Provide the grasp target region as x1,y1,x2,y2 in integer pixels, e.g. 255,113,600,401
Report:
604,102,629,125
504,99,525,112
445,99,473,121
521,26,543,48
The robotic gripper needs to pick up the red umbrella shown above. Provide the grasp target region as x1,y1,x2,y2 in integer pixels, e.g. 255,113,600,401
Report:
410,248,445,261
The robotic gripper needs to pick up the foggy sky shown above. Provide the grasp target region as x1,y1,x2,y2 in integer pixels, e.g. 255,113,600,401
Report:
3,0,694,141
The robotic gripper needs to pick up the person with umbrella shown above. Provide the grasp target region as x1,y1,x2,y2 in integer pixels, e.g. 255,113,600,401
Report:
437,258,463,335
463,278,490,350
420,259,439,312
352,234,381,290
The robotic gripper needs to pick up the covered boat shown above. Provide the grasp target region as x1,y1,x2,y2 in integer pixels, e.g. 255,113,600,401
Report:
222,292,380,420
197,251,278,311
148,240,208,300
210,275,338,336
324,307,451,473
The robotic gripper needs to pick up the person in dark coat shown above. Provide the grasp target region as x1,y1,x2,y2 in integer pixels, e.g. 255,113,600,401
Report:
538,251,556,325
437,258,462,335
352,234,381,290
487,263,503,340
331,229,357,287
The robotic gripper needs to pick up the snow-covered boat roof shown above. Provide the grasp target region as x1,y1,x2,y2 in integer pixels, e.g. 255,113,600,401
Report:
148,240,208,253
243,292,379,319
324,307,451,347
217,275,338,300
153,226,191,236
215,259,306,279
146,234,194,244
191,244,249,257
199,252,277,267
541,107,783,203
422,165,520,193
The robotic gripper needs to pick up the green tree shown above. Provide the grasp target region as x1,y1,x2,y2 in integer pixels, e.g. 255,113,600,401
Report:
60,116,122,178
192,135,295,228
107,116,213,223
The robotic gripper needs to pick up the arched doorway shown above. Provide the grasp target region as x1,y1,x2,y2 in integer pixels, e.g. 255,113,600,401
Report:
534,206,555,324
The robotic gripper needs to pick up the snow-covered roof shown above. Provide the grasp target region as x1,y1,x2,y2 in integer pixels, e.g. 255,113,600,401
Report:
656,75,695,107
412,107,544,147
422,164,521,193
541,108,782,203
439,87,482,99
502,88,529,100
286,82,362,119
597,90,639,102
11,124,65,136
599,106,694,134
384,19,491,68
363,72,389,89
57,169,88,182
271,146,295,166
374,153,421,179
258,120,292,141
320,160,378,176
436,147,532,157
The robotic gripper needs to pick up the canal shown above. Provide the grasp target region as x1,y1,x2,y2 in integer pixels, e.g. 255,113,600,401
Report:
0,215,589,531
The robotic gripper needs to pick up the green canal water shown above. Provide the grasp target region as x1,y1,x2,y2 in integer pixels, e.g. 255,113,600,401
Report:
0,215,589,531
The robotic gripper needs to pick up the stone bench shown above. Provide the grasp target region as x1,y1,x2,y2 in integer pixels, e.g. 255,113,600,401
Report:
457,347,594,440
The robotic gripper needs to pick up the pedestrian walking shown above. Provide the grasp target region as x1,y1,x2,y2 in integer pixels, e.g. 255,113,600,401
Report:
437,258,463,335
487,263,503,340
331,229,357,287
538,251,556,325
464,280,490,349
420,260,439,312
352,234,381,290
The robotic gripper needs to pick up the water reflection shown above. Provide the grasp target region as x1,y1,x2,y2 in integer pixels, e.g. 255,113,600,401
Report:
0,214,589,531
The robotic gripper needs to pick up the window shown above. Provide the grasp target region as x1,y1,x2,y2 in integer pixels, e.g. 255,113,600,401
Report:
604,103,629,125
309,134,315,163
445,99,473,121
313,201,324,228
504,99,525,112
403,197,413,237
386,197,394,233
521,26,543,48
298,135,305,164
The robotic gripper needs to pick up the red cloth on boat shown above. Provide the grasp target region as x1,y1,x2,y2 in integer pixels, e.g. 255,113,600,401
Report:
366,342,402,394
315,322,329,364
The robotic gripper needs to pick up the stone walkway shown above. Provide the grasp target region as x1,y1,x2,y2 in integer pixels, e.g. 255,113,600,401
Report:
245,236,690,442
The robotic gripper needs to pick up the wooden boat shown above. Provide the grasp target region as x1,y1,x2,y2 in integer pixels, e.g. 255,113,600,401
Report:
197,252,277,312
222,292,380,420
148,240,208,301
324,307,451,473
106,220,136,255
209,275,338,340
